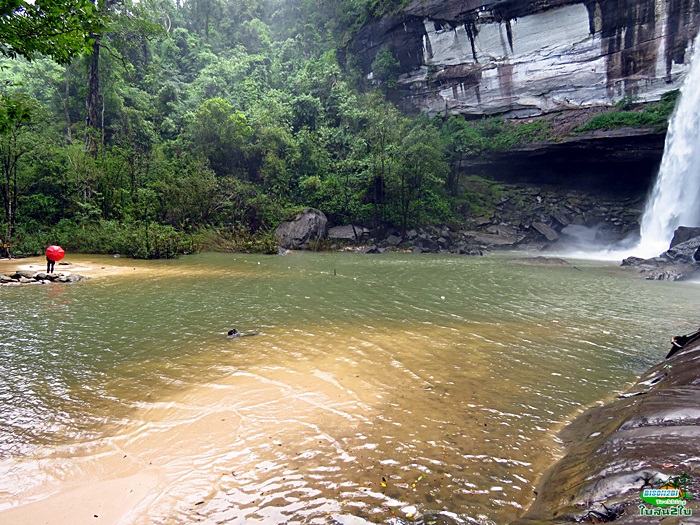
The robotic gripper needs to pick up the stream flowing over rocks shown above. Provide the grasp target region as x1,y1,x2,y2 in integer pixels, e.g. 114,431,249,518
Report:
511,328,700,524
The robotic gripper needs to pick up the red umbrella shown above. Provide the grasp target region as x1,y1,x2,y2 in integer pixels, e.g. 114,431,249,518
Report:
46,245,65,262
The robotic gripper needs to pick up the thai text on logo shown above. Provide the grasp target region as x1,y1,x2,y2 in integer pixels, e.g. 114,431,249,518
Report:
638,474,693,517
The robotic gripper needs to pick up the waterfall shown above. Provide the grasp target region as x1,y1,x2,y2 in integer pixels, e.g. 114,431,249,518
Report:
636,33,700,258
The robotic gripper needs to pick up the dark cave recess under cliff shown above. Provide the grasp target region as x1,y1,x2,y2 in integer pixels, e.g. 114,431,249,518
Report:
462,129,665,196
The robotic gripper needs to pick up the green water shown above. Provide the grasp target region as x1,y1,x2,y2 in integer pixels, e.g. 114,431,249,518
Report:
0,252,697,524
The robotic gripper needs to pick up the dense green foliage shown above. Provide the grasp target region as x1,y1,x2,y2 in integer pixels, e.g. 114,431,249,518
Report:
0,0,676,257
0,0,103,63
575,91,680,133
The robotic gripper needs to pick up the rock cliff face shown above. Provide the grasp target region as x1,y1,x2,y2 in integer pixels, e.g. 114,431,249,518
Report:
353,0,700,117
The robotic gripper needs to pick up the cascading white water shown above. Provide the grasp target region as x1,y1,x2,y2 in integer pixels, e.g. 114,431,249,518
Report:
636,33,700,258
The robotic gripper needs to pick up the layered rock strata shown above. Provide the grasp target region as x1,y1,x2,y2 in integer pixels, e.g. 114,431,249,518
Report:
353,0,700,117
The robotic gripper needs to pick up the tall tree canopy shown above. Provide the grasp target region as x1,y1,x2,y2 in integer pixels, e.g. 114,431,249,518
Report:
0,0,593,257
0,0,103,63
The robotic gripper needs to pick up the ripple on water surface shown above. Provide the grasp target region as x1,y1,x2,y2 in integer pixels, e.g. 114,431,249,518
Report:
0,252,698,524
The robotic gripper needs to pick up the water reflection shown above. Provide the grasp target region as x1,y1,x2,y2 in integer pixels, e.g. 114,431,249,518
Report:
0,253,698,523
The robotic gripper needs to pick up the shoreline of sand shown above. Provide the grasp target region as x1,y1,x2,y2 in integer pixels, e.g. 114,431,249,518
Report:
0,255,142,281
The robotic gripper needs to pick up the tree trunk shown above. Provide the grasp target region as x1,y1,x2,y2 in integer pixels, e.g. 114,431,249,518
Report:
85,39,100,156
3,165,11,244
65,66,73,144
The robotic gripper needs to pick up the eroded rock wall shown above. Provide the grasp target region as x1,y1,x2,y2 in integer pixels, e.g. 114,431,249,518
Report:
353,0,700,117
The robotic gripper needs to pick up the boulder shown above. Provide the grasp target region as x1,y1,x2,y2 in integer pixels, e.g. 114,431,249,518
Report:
456,245,483,256
461,231,521,247
415,237,440,252
385,234,402,246
328,224,368,242
486,224,518,237
531,222,560,241
664,236,700,264
670,226,700,248
645,268,693,281
274,208,328,249
561,224,596,243
550,210,572,227
621,256,645,267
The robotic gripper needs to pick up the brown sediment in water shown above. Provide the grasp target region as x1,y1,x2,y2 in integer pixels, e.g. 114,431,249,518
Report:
0,320,565,525
2,254,687,525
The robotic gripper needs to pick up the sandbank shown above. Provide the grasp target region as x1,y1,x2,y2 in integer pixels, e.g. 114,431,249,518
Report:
0,255,140,280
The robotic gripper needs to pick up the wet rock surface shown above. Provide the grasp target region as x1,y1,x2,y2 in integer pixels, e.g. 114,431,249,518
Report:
352,0,700,117
320,183,645,256
274,208,328,249
504,256,573,266
621,227,700,281
328,225,369,242
512,328,700,524
670,227,700,248
0,270,86,286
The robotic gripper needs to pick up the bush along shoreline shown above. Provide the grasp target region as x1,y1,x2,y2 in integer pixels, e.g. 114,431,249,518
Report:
3,176,689,263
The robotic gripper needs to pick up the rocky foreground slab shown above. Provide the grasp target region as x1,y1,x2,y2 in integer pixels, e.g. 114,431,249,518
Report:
512,328,700,524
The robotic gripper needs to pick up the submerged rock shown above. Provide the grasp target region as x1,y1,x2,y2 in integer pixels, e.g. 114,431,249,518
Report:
504,256,572,266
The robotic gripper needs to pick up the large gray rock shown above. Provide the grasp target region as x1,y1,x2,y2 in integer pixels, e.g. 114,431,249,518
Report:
328,225,368,242
664,236,700,264
531,222,559,242
274,208,328,249
670,226,700,248
462,231,522,247
385,234,402,246
561,224,596,243
415,237,440,252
